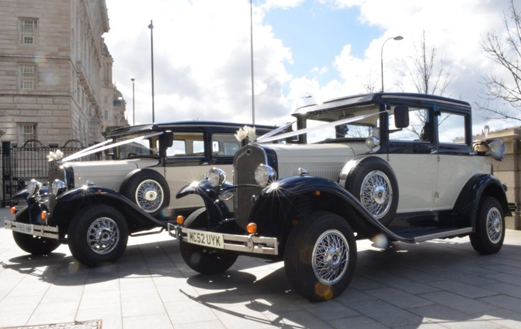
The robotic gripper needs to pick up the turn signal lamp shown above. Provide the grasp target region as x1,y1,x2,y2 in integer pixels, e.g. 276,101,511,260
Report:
246,222,257,234
10,207,16,215
176,215,184,225
41,211,48,220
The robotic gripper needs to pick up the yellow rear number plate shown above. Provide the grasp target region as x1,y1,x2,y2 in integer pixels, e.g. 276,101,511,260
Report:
185,228,224,249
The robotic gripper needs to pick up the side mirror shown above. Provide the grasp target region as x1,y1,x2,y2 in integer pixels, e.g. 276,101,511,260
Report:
162,130,173,148
394,105,409,128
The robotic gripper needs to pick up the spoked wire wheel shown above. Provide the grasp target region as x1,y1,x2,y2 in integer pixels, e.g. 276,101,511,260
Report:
360,170,393,220
486,207,503,244
87,217,120,255
135,179,164,213
312,229,349,285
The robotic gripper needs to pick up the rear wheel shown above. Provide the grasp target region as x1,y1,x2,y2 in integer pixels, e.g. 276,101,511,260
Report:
12,208,60,255
284,211,357,301
180,207,238,274
470,197,505,255
68,205,129,266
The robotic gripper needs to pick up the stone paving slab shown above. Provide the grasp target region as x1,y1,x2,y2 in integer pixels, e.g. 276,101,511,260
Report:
2,207,521,329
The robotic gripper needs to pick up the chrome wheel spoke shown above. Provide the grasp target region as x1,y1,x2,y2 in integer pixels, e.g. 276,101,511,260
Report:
87,217,120,255
360,170,392,220
312,230,349,285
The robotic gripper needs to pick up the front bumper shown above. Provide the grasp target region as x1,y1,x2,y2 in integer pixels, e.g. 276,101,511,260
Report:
167,223,279,255
4,219,59,240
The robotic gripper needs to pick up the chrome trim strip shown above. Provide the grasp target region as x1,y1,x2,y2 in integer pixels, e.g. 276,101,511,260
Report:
413,227,472,242
167,223,278,255
380,95,471,109
4,219,60,240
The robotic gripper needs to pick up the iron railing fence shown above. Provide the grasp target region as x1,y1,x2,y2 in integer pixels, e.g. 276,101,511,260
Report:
1,140,99,207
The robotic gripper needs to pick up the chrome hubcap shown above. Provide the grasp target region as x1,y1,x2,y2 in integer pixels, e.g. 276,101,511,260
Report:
312,230,349,285
87,217,119,255
486,207,502,244
135,179,164,213
360,170,392,219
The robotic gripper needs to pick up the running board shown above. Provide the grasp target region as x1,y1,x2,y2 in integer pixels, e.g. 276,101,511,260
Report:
412,227,473,243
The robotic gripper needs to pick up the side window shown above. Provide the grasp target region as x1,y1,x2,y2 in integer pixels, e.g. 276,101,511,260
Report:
389,106,431,142
167,132,205,156
212,133,241,156
438,111,467,144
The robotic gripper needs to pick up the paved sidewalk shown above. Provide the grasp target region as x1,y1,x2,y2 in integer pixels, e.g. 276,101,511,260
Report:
2,207,521,329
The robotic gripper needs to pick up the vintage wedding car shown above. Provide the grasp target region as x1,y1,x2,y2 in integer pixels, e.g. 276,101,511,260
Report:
169,93,510,301
4,121,276,266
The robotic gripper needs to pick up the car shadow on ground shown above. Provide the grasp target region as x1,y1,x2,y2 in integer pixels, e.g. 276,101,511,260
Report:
181,239,521,328
2,236,521,328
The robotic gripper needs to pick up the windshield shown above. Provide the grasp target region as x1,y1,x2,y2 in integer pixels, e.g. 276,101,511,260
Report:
112,133,160,159
305,104,380,143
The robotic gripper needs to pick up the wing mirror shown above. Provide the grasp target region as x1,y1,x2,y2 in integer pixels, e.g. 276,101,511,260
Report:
394,105,409,128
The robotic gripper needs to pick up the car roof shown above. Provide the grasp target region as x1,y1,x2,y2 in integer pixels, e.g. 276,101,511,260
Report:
293,92,472,117
106,121,277,138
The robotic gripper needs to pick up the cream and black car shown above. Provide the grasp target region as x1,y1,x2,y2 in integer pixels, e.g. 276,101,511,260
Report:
170,93,510,301
4,121,277,266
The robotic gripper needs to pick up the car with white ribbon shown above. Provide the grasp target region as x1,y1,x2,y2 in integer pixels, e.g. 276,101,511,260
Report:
169,93,510,301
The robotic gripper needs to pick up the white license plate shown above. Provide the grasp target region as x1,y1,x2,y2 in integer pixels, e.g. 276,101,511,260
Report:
13,222,34,235
185,228,224,249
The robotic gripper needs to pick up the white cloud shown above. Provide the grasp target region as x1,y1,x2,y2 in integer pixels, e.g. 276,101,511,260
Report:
105,0,292,125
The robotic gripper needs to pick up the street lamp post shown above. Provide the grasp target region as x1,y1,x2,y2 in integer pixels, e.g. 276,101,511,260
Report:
250,0,255,125
148,20,155,123
380,35,403,92
131,78,135,126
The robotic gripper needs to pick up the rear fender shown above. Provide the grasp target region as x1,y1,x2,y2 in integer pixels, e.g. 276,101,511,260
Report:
454,174,511,229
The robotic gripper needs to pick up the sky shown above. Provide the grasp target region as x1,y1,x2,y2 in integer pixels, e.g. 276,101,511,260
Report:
103,0,519,135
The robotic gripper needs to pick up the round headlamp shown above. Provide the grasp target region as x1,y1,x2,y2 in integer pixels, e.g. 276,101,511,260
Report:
254,164,277,188
27,179,42,196
52,179,66,196
365,136,380,150
206,167,226,188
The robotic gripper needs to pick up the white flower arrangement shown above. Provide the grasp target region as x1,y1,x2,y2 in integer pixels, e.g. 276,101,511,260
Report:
47,149,64,162
234,125,256,144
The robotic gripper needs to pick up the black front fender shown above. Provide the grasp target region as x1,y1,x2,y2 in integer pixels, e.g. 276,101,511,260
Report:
51,186,168,233
176,180,232,226
255,175,414,242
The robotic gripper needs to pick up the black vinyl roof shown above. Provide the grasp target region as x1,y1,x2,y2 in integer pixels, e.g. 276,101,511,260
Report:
106,121,277,138
293,92,472,117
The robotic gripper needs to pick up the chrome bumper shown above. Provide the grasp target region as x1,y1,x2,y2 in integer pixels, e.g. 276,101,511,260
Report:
4,219,60,240
167,223,279,255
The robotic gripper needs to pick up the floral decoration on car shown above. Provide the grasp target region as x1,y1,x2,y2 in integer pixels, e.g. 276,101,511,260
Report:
47,149,64,162
234,125,256,143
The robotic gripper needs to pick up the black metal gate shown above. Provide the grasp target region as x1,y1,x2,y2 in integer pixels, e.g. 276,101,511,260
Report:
1,140,96,207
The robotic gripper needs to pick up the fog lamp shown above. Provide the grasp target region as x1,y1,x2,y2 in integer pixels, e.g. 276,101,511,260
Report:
365,136,380,150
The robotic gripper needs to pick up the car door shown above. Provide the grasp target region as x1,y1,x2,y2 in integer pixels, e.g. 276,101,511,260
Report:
163,130,240,210
386,105,438,213
434,109,490,210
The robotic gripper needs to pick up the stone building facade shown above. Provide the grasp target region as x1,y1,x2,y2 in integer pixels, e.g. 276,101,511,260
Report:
0,0,127,148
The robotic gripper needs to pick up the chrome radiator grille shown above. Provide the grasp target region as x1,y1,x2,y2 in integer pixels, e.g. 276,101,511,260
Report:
233,145,268,229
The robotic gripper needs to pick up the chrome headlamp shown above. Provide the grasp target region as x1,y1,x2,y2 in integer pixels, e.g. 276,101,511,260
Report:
27,179,42,196
206,167,226,188
365,136,380,150
52,179,66,196
254,164,277,188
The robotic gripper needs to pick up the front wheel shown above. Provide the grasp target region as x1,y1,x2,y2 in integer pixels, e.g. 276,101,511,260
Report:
470,197,505,255
67,205,129,266
180,207,238,274
12,208,61,255
284,211,357,301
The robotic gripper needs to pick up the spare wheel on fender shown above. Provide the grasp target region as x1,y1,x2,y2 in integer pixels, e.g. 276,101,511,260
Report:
341,156,398,226
120,168,170,218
